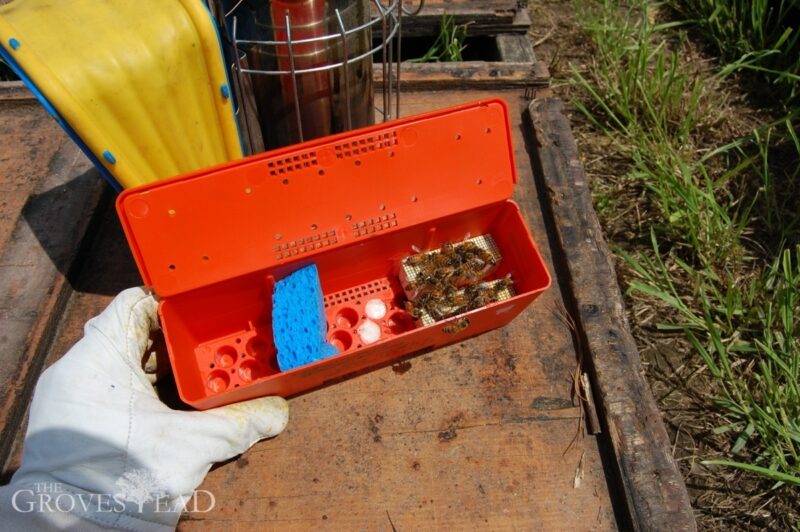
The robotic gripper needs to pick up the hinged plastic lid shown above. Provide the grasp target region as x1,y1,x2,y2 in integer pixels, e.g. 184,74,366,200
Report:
117,98,517,297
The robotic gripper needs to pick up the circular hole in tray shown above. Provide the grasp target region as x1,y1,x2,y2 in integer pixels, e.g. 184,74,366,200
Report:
246,337,270,359
386,311,414,334
334,307,359,329
311,223,318,230
476,178,483,185
455,133,461,140
355,160,361,166
345,214,352,221
282,178,289,185
238,360,262,383
328,330,353,352
168,264,176,270
215,346,237,368
411,195,418,202
318,169,325,176
388,150,395,157
207,370,230,393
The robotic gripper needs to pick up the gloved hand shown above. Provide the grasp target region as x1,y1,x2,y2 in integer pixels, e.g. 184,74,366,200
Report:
0,287,289,531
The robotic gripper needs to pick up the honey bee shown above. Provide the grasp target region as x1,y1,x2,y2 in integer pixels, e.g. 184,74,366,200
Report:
405,253,426,266
494,273,514,292
403,237,503,322
464,283,496,310
404,300,423,320
442,317,470,334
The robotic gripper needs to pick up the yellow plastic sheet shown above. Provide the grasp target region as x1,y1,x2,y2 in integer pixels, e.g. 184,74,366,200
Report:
0,0,243,188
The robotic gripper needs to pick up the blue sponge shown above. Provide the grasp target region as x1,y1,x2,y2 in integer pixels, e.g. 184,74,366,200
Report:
273,264,339,371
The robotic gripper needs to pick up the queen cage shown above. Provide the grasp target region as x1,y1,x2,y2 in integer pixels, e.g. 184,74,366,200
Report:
116,100,552,409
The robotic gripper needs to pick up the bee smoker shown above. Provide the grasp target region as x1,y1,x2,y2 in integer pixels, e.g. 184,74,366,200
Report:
208,0,419,153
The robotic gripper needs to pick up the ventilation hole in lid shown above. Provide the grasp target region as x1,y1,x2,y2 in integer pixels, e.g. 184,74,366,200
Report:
388,151,395,157
168,264,176,270
202,255,209,261
411,195,418,202
355,160,361,166
379,204,386,211
282,178,289,185
476,179,483,185
455,133,462,140
210,363,215,368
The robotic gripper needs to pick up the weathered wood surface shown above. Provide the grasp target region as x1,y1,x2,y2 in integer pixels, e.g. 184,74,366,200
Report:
372,0,530,37
527,97,696,531
0,83,108,468
2,89,624,530
375,61,549,91
0,85,694,530
496,34,537,63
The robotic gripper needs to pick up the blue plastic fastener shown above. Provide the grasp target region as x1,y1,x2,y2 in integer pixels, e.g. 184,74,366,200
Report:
8,38,20,50
102,151,117,164
220,84,230,99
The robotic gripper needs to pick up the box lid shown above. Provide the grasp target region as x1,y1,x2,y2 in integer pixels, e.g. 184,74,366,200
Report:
117,98,517,297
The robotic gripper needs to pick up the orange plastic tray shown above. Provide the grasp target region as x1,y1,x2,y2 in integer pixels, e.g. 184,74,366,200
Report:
117,99,551,409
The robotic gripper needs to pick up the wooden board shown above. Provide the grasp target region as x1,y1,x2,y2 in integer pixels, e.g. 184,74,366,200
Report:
1,89,619,530
526,98,696,531
374,0,531,37
0,82,108,466
0,79,694,530
375,61,549,91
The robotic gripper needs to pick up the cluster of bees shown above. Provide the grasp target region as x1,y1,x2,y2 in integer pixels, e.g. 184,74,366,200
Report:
400,236,513,327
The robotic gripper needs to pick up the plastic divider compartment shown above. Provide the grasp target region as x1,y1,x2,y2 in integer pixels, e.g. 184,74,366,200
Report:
160,199,550,408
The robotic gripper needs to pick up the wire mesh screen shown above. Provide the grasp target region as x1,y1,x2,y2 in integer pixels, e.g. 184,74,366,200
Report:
208,0,420,154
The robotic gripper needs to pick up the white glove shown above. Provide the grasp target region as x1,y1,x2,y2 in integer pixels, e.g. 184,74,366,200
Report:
0,287,289,531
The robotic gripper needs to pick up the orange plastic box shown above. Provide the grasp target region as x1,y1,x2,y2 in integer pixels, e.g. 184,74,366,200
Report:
117,99,552,409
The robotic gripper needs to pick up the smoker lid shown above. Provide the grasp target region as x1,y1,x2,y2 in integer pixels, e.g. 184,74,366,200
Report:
117,98,517,297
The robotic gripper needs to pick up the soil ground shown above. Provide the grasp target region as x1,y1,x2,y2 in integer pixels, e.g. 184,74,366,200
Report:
527,1,799,529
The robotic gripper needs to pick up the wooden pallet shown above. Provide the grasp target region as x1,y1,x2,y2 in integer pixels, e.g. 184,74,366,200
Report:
0,65,694,530
372,0,530,37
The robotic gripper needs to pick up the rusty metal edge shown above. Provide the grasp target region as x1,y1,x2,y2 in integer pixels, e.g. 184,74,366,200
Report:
524,97,696,531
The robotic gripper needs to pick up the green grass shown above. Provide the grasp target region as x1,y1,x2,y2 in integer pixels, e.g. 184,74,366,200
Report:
666,0,800,107
408,14,470,63
571,0,800,489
